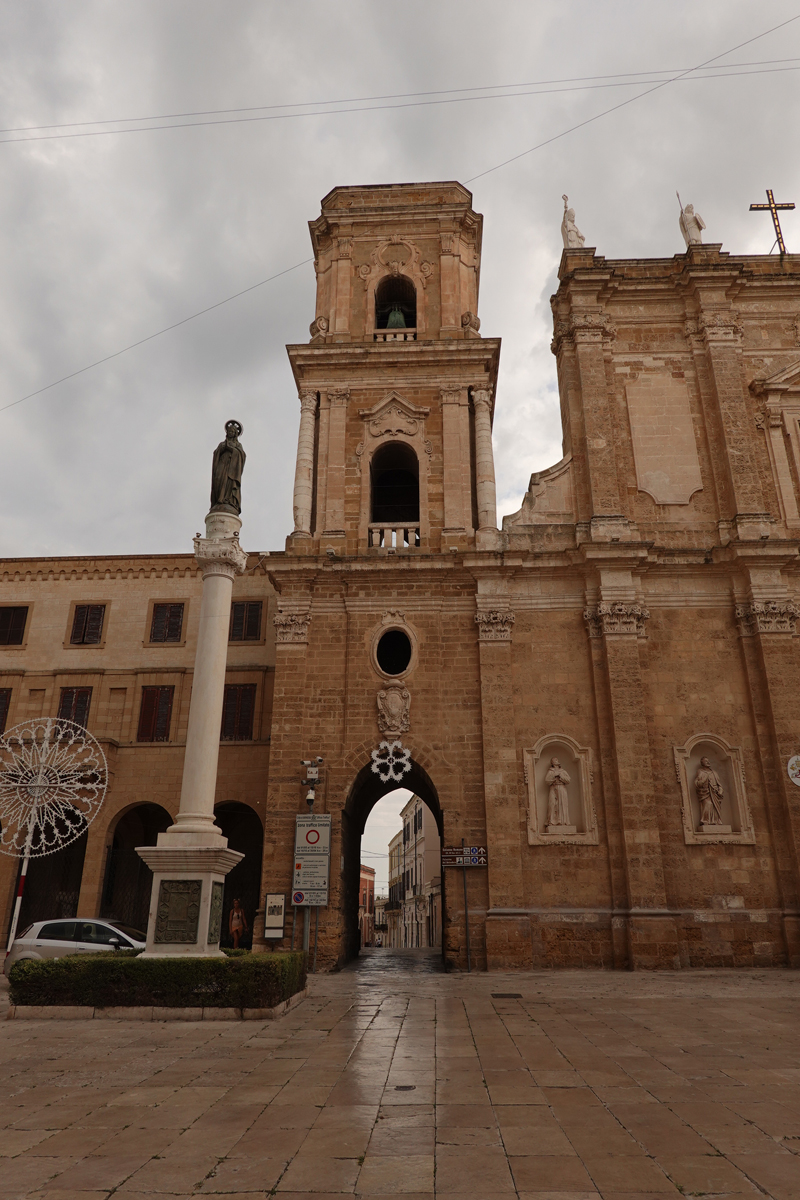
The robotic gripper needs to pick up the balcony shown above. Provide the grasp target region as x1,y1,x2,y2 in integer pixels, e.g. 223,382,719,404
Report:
368,524,421,551
373,329,417,342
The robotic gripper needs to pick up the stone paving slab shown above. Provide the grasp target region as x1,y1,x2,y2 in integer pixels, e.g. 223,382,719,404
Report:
1,953,800,1197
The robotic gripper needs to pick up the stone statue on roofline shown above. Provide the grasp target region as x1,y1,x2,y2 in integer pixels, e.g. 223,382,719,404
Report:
210,419,246,515
678,193,706,247
561,195,586,249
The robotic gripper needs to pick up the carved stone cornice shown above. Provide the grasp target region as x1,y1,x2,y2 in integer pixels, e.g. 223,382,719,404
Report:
273,610,312,644
735,598,798,636
584,601,650,638
192,534,247,580
475,610,515,642
550,312,617,355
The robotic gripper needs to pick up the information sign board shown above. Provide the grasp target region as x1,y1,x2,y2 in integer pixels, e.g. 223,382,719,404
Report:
441,845,488,868
292,814,331,906
264,893,286,939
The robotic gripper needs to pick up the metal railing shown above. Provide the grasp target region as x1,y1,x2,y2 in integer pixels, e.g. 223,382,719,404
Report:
368,524,421,550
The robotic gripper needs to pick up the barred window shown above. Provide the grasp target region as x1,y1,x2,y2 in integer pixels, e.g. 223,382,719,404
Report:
58,687,92,728
221,684,256,741
229,601,262,642
0,688,11,734
70,605,105,645
0,606,28,646
137,686,174,742
150,603,184,643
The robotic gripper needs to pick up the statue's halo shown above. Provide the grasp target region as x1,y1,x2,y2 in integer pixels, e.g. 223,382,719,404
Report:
225,419,244,437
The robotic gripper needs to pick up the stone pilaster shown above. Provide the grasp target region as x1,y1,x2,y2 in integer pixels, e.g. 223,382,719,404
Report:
472,388,500,550
441,387,471,539
291,390,318,539
322,388,349,538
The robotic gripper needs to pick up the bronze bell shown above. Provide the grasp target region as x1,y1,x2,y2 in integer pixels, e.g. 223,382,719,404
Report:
386,304,407,329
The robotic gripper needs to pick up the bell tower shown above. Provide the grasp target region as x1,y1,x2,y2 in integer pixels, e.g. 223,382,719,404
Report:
286,182,501,554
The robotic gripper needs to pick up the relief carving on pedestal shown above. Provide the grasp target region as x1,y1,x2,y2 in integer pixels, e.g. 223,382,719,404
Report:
673,734,755,845
207,881,224,946
377,685,411,735
155,879,201,944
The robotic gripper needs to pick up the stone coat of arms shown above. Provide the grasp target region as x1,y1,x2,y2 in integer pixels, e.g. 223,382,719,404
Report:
376,685,411,735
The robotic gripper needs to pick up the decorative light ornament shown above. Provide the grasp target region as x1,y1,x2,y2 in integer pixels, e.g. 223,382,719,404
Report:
0,719,108,950
370,740,412,784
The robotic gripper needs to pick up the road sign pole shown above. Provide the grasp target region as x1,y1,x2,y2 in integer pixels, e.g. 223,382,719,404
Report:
303,906,310,953
291,905,297,950
462,837,471,973
313,905,319,973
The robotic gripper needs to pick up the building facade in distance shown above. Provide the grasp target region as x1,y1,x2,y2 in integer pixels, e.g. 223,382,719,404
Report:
358,863,375,947
3,180,800,971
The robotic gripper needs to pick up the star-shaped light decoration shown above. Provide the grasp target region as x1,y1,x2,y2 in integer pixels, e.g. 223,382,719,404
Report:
370,740,412,784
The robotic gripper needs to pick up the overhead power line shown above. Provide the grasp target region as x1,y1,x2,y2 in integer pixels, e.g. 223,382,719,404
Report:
2,12,799,416
1,59,799,146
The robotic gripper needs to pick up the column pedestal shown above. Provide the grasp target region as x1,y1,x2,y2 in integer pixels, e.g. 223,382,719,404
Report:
137,847,244,958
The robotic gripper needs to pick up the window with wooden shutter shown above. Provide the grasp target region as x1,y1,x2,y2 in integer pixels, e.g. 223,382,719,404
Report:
0,688,11,734
58,687,92,727
137,686,174,742
229,601,262,642
150,603,184,643
0,606,28,645
70,604,106,645
221,684,256,740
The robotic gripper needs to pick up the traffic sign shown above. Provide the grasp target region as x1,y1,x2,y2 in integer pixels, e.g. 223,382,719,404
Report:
441,845,488,867
293,814,331,905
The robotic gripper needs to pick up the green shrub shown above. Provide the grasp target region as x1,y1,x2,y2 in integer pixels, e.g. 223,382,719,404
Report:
8,951,306,1010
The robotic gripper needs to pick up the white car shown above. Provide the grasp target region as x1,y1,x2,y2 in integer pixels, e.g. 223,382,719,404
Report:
4,918,146,976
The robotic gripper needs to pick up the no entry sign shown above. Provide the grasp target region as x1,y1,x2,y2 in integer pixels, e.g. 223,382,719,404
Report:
293,814,331,905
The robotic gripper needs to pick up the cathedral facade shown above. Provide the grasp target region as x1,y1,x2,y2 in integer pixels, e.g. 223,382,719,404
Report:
2,181,800,970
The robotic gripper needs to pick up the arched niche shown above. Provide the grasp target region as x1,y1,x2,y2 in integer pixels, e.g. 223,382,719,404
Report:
375,274,417,330
370,441,420,525
524,734,598,846
673,733,755,845
100,802,173,935
341,755,444,963
357,393,431,551
214,802,264,948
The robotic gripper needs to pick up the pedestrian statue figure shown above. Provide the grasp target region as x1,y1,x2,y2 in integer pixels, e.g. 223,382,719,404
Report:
561,195,586,249
210,420,246,515
677,193,706,247
694,756,724,826
546,756,571,826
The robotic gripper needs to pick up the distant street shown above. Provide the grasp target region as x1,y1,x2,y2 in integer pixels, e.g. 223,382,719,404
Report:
2,962,800,1197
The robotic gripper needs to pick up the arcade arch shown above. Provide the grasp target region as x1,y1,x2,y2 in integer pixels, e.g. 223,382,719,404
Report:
214,802,263,948
100,803,172,934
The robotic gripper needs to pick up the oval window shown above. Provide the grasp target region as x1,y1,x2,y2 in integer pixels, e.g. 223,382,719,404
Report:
376,629,412,676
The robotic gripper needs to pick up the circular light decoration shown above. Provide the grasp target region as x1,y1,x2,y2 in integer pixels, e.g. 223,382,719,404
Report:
0,719,107,859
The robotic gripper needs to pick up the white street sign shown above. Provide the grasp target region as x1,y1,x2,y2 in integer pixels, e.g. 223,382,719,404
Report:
293,814,331,905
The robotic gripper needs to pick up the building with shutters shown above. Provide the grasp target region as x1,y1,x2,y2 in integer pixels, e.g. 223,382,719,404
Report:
3,180,800,971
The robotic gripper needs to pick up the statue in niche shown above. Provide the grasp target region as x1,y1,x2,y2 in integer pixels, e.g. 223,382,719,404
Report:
561,195,586,249
210,420,246,515
694,756,724,826
546,757,572,826
678,201,706,247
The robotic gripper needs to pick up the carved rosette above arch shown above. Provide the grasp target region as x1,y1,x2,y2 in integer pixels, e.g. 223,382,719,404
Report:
583,602,650,638
735,598,799,636
551,312,617,355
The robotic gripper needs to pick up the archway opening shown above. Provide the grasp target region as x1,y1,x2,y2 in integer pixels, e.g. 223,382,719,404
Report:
371,442,419,524
342,758,443,964
214,802,263,949
375,274,416,329
100,803,172,935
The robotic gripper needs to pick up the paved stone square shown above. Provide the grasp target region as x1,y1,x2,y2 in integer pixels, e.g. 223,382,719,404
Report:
2,951,800,1198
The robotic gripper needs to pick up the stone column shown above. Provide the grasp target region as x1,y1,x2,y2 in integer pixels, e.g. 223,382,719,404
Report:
137,509,246,958
472,388,500,549
292,390,318,537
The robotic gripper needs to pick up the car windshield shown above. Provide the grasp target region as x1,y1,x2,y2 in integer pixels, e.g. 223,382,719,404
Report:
106,921,146,941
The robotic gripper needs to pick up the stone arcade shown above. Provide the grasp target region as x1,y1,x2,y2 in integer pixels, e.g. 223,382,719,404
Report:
2,181,800,970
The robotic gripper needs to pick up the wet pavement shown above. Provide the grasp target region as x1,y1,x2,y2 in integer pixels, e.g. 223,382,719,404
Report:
2,954,800,1197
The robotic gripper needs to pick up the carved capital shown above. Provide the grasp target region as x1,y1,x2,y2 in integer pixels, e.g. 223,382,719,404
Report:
273,610,312,644
472,387,492,412
309,315,329,340
327,387,350,407
335,237,353,259
299,390,318,416
193,533,247,579
461,311,481,333
735,599,798,636
475,610,515,642
687,310,743,345
584,601,650,638
440,387,463,406
551,313,616,355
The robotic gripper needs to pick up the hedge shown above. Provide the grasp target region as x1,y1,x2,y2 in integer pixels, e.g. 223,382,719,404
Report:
8,951,306,1010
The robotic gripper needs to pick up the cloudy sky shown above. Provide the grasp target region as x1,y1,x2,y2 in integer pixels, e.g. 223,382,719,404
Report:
1,1,799,560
